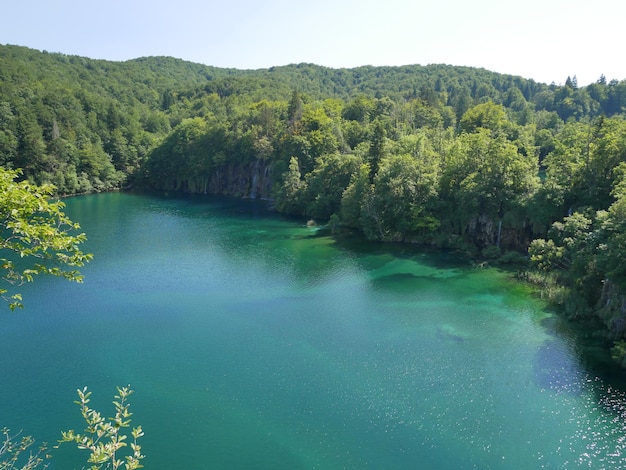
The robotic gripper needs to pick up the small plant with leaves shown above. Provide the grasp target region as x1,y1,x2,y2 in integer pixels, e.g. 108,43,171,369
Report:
0,428,49,470
59,386,144,470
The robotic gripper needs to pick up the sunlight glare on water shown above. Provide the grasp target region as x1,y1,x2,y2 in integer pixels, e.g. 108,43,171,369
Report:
1,192,626,469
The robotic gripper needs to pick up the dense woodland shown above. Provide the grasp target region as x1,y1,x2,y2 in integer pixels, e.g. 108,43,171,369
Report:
3,44,626,365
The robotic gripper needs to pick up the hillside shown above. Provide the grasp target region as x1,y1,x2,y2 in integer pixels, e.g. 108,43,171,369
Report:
3,42,623,195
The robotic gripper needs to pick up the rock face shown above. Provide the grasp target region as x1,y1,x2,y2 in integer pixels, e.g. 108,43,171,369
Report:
467,214,495,248
207,160,273,199
170,160,273,199
465,214,533,251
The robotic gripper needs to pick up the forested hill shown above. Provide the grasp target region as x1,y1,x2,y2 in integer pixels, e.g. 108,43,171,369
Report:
5,43,626,364
0,43,547,100
2,42,625,194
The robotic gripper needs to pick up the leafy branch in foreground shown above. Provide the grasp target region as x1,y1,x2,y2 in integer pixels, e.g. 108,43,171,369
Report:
0,167,92,310
59,386,144,470
1,387,145,470
0,428,49,470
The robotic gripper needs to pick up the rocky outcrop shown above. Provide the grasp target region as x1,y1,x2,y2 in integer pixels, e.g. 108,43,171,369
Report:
207,160,273,198
465,214,533,251
466,214,495,248
170,160,273,199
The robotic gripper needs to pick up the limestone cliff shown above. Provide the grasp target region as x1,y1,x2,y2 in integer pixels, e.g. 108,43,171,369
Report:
207,160,273,199
162,160,274,199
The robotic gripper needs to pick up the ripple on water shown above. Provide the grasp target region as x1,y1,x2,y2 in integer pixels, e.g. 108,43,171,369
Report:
5,193,626,469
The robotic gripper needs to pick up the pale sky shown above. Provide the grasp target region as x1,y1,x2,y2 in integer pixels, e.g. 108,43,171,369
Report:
1,0,624,86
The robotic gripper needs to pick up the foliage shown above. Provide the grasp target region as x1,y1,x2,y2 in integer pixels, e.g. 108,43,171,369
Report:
0,167,92,309
529,212,593,272
1,42,623,197
0,388,144,470
340,164,371,229
59,387,144,470
302,153,361,219
361,154,439,241
0,428,48,470
273,156,305,214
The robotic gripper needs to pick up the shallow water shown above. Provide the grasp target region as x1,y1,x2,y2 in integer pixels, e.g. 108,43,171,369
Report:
1,192,626,469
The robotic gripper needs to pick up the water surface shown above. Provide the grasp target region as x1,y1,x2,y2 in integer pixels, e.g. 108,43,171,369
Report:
1,192,625,469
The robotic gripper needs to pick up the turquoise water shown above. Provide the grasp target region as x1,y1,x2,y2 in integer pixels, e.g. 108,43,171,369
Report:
1,192,626,469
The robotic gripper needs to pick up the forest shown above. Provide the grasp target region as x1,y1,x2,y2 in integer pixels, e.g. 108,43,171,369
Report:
3,43,626,366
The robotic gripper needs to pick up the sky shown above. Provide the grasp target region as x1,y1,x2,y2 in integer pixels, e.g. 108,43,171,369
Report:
1,0,625,86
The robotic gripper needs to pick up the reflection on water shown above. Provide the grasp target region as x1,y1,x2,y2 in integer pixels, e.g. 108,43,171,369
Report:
1,192,626,469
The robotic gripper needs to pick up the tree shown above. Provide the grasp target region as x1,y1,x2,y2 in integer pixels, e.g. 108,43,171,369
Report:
594,165,626,285
529,212,593,273
459,101,510,135
273,157,306,215
0,167,92,310
361,154,439,241
542,118,626,215
299,105,340,168
301,153,361,220
14,112,47,175
367,118,386,181
340,164,371,229
342,95,376,123
287,90,304,132
440,130,539,248
0,102,18,165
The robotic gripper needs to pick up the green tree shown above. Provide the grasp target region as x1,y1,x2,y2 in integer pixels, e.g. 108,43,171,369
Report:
594,165,626,285
0,167,92,310
580,118,626,209
0,102,18,165
340,164,371,228
343,95,376,123
299,105,340,168
459,101,510,135
440,130,539,248
273,156,306,215
14,112,47,175
142,117,212,191
529,212,593,273
287,90,304,132
367,118,386,181
301,153,361,220
542,118,626,215
361,154,439,241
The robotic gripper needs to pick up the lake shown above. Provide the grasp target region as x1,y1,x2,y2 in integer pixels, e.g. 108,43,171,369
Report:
1,192,626,469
